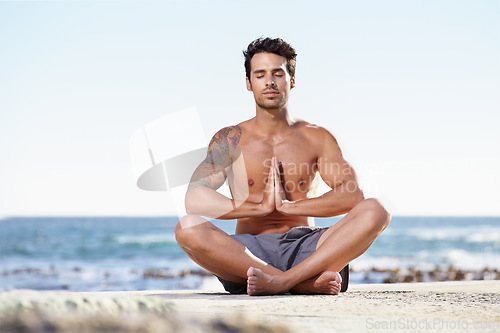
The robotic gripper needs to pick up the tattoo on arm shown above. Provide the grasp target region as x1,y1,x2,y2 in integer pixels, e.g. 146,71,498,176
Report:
188,126,241,191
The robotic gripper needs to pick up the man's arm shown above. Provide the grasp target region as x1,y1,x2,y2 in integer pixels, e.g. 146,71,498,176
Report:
185,126,274,219
276,128,364,217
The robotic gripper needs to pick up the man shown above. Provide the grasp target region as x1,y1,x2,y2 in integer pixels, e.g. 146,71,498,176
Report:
175,37,390,296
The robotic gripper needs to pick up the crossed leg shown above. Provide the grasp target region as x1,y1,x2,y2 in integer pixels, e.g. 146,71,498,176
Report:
175,214,340,294
246,198,390,295
175,198,390,296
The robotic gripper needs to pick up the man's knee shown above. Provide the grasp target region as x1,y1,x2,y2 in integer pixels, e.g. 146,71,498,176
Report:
357,198,391,232
175,215,210,249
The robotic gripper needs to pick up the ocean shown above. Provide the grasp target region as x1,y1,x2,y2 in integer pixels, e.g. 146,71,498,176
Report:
0,216,499,291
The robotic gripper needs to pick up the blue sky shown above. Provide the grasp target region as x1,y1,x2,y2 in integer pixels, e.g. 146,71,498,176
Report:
0,0,499,217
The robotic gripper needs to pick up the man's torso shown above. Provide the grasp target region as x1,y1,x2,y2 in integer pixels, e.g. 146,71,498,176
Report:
226,119,327,235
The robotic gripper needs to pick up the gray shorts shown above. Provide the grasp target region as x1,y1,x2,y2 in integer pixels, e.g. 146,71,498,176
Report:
216,226,330,294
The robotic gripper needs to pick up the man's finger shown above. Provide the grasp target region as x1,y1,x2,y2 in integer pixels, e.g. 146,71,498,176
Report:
268,162,275,201
273,157,280,181
270,162,275,186
276,167,281,192
274,164,283,204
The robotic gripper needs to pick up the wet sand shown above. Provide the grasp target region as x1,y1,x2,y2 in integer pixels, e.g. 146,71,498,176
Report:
1,281,499,332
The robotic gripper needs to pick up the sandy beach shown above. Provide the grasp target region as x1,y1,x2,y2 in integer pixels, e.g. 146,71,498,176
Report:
1,281,499,332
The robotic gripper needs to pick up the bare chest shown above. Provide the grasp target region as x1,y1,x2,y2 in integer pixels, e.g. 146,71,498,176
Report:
230,135,320,200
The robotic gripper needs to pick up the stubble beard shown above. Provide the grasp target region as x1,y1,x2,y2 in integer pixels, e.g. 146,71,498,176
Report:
256,92,287,111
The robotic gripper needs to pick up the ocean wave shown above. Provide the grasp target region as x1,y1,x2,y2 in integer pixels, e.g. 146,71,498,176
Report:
414,229,464,241
465,232,500,244
354,248,500,272
438,249,500,270
115,234,177,245
402,227,500,244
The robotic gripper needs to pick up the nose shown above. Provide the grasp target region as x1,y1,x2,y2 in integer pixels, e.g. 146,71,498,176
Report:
265,76,276,87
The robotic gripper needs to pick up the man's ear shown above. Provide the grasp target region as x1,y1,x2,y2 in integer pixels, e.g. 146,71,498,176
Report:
290,76,296,89
246,77,252,91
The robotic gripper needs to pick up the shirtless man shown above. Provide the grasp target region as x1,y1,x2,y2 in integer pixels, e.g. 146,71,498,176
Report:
175,37,390,296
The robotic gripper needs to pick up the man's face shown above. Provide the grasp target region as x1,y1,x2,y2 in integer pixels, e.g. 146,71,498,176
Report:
246,52,295,111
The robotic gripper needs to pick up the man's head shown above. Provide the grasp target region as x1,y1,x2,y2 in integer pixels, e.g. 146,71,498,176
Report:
244,38,297,111
243,37,297,82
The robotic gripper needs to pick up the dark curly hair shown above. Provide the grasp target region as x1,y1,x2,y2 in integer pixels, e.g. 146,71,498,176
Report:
243,37,297,81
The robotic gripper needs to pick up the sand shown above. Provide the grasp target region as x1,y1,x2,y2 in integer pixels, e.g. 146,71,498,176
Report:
1,281,499,332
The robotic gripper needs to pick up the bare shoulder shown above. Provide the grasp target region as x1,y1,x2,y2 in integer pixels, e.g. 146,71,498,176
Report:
211,125,242,146
296,121,340,150
206,125,242,167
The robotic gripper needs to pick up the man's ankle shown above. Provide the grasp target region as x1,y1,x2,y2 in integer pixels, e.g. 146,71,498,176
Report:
277,272,297,292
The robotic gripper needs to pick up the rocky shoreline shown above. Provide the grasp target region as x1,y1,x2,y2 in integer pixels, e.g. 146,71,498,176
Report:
2,266,499,292
355,266,500,284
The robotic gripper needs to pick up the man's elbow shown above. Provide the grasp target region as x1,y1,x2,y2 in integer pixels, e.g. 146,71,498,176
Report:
185,190,199,215
349,186,365,209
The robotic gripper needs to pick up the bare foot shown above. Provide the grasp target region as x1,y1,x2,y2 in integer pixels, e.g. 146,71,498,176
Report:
247,267,288,296
292,271,342,295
